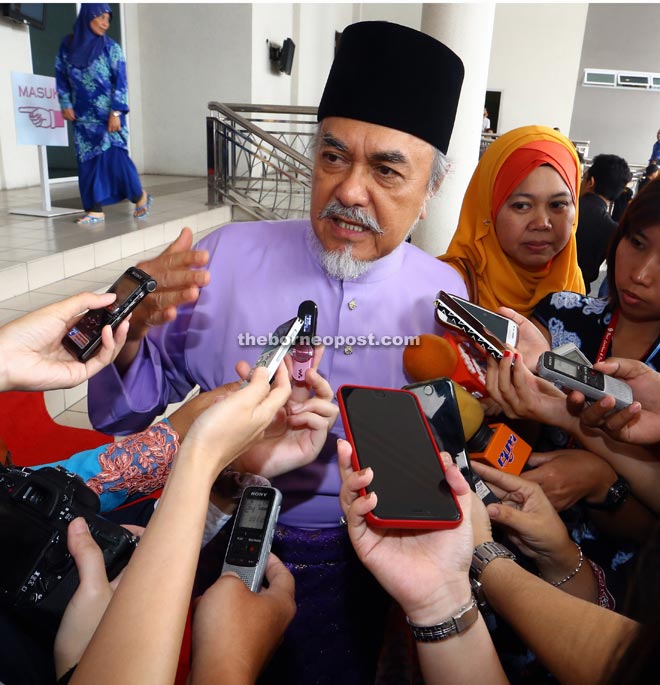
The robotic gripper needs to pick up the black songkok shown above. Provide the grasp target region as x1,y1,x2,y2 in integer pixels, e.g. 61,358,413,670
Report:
318,21,465,154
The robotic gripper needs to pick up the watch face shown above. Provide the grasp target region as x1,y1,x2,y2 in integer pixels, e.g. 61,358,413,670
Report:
609,478,630,505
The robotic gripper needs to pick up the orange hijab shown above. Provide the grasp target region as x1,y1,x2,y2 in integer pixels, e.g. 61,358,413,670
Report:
440,125,585,317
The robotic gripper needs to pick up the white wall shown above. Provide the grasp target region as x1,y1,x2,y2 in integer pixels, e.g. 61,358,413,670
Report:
487,3,588,134
0,21,40,189
570,3,660,164
251,4,294,105
291,3,421,109
355,3,421,29
292,4,353,108
122,3,145,173
135,3,252,176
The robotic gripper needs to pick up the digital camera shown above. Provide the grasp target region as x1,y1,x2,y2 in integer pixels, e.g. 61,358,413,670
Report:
0,464,138,618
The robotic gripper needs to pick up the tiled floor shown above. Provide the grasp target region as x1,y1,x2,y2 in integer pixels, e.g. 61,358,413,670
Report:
0,175,231,429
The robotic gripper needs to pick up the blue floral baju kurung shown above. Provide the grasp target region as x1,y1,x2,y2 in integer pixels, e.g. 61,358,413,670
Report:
55,12,142,212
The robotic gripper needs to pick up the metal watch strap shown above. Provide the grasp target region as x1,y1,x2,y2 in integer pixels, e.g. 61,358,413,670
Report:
471,541,516,581
406,595,479,642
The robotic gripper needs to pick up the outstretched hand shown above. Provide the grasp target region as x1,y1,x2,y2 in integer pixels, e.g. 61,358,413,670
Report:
130,227,210,340
0,292,129,392
569,357,658,445
472,461,579,564
337,439,473,625
486,349,572,428
179,364,292,479
497,306,550,371
521,449,617,511
234,347,338,479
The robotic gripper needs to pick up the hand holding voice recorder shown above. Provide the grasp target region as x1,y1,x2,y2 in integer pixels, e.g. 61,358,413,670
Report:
338,385,462,529
536,351,634,411
62,267,156,362
221,485,282,592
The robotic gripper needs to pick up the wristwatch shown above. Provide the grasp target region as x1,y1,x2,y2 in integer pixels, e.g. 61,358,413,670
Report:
585,476,630,511
111,110,122,117
470,541,516,605
471,541,516,580
406,595,479,642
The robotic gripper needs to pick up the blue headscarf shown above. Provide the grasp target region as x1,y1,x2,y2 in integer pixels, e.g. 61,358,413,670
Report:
68,4,112,68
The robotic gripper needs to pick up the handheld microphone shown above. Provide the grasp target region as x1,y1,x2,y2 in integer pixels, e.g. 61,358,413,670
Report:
403,333,488,397
450,381,532,477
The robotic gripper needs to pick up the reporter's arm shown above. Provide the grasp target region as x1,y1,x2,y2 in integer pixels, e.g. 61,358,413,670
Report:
480,557,638,685
70,367,291,685
472,461,598,603
189,555,295,685
338,441,507,685
0,292,128,392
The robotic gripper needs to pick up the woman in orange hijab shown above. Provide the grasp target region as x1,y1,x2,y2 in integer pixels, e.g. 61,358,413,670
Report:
440,125,585,317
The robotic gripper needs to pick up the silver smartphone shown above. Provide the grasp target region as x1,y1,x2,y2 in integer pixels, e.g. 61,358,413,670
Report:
221,486,282,592
451,295,519,347
248,316,304,384
552,342,592,368
434,290,508,360
536,351,633,411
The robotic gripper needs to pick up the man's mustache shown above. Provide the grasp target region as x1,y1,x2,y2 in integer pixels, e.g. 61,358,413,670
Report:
318,201,384,235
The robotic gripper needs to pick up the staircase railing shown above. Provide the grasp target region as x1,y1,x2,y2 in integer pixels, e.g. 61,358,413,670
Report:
207,103,317,220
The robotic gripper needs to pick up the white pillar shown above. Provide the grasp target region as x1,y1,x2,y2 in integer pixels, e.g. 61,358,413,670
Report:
413,3,495,256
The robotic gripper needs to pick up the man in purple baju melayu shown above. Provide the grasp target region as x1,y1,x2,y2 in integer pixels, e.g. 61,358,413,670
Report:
88,21,466,684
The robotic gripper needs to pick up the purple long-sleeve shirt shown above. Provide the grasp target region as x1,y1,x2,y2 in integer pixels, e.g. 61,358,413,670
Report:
88,219,467,527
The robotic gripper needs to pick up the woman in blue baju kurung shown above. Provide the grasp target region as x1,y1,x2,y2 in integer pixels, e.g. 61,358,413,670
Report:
55,4,151,225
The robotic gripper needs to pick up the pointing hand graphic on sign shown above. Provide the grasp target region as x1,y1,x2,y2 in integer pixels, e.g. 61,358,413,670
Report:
18,107,65,129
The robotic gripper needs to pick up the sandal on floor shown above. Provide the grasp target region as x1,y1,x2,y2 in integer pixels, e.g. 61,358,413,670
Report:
76,214,105,225
133,194,153,219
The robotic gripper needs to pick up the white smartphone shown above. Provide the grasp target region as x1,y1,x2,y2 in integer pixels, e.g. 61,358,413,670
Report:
451,295,519,347
536,351,633,411
221,486,282,592
552,342,593,368
434,291,508,360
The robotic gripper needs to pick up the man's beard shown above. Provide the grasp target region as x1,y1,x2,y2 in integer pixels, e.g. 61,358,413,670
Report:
308,200,421,280
307,229,374,280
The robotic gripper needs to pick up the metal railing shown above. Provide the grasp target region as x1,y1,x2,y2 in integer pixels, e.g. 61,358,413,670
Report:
207,103,317,220
207,106,597,220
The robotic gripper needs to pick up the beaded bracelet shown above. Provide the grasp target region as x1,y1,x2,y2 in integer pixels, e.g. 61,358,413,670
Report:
548,542,583,587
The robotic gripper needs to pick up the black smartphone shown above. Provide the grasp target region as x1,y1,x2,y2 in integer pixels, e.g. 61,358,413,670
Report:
338,385,462,529
404,378,499,504
62,267,157,362
291,300,318,382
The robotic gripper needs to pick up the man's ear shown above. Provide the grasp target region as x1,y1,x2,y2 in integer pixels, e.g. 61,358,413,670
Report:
420,197,429,221
582,174,595,193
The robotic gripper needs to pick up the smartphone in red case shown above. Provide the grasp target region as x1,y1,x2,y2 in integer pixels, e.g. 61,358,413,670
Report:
337,385,463,530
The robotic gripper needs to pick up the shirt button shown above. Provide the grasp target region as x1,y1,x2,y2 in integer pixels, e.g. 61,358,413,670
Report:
348,299,357,310
344,345,353,355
